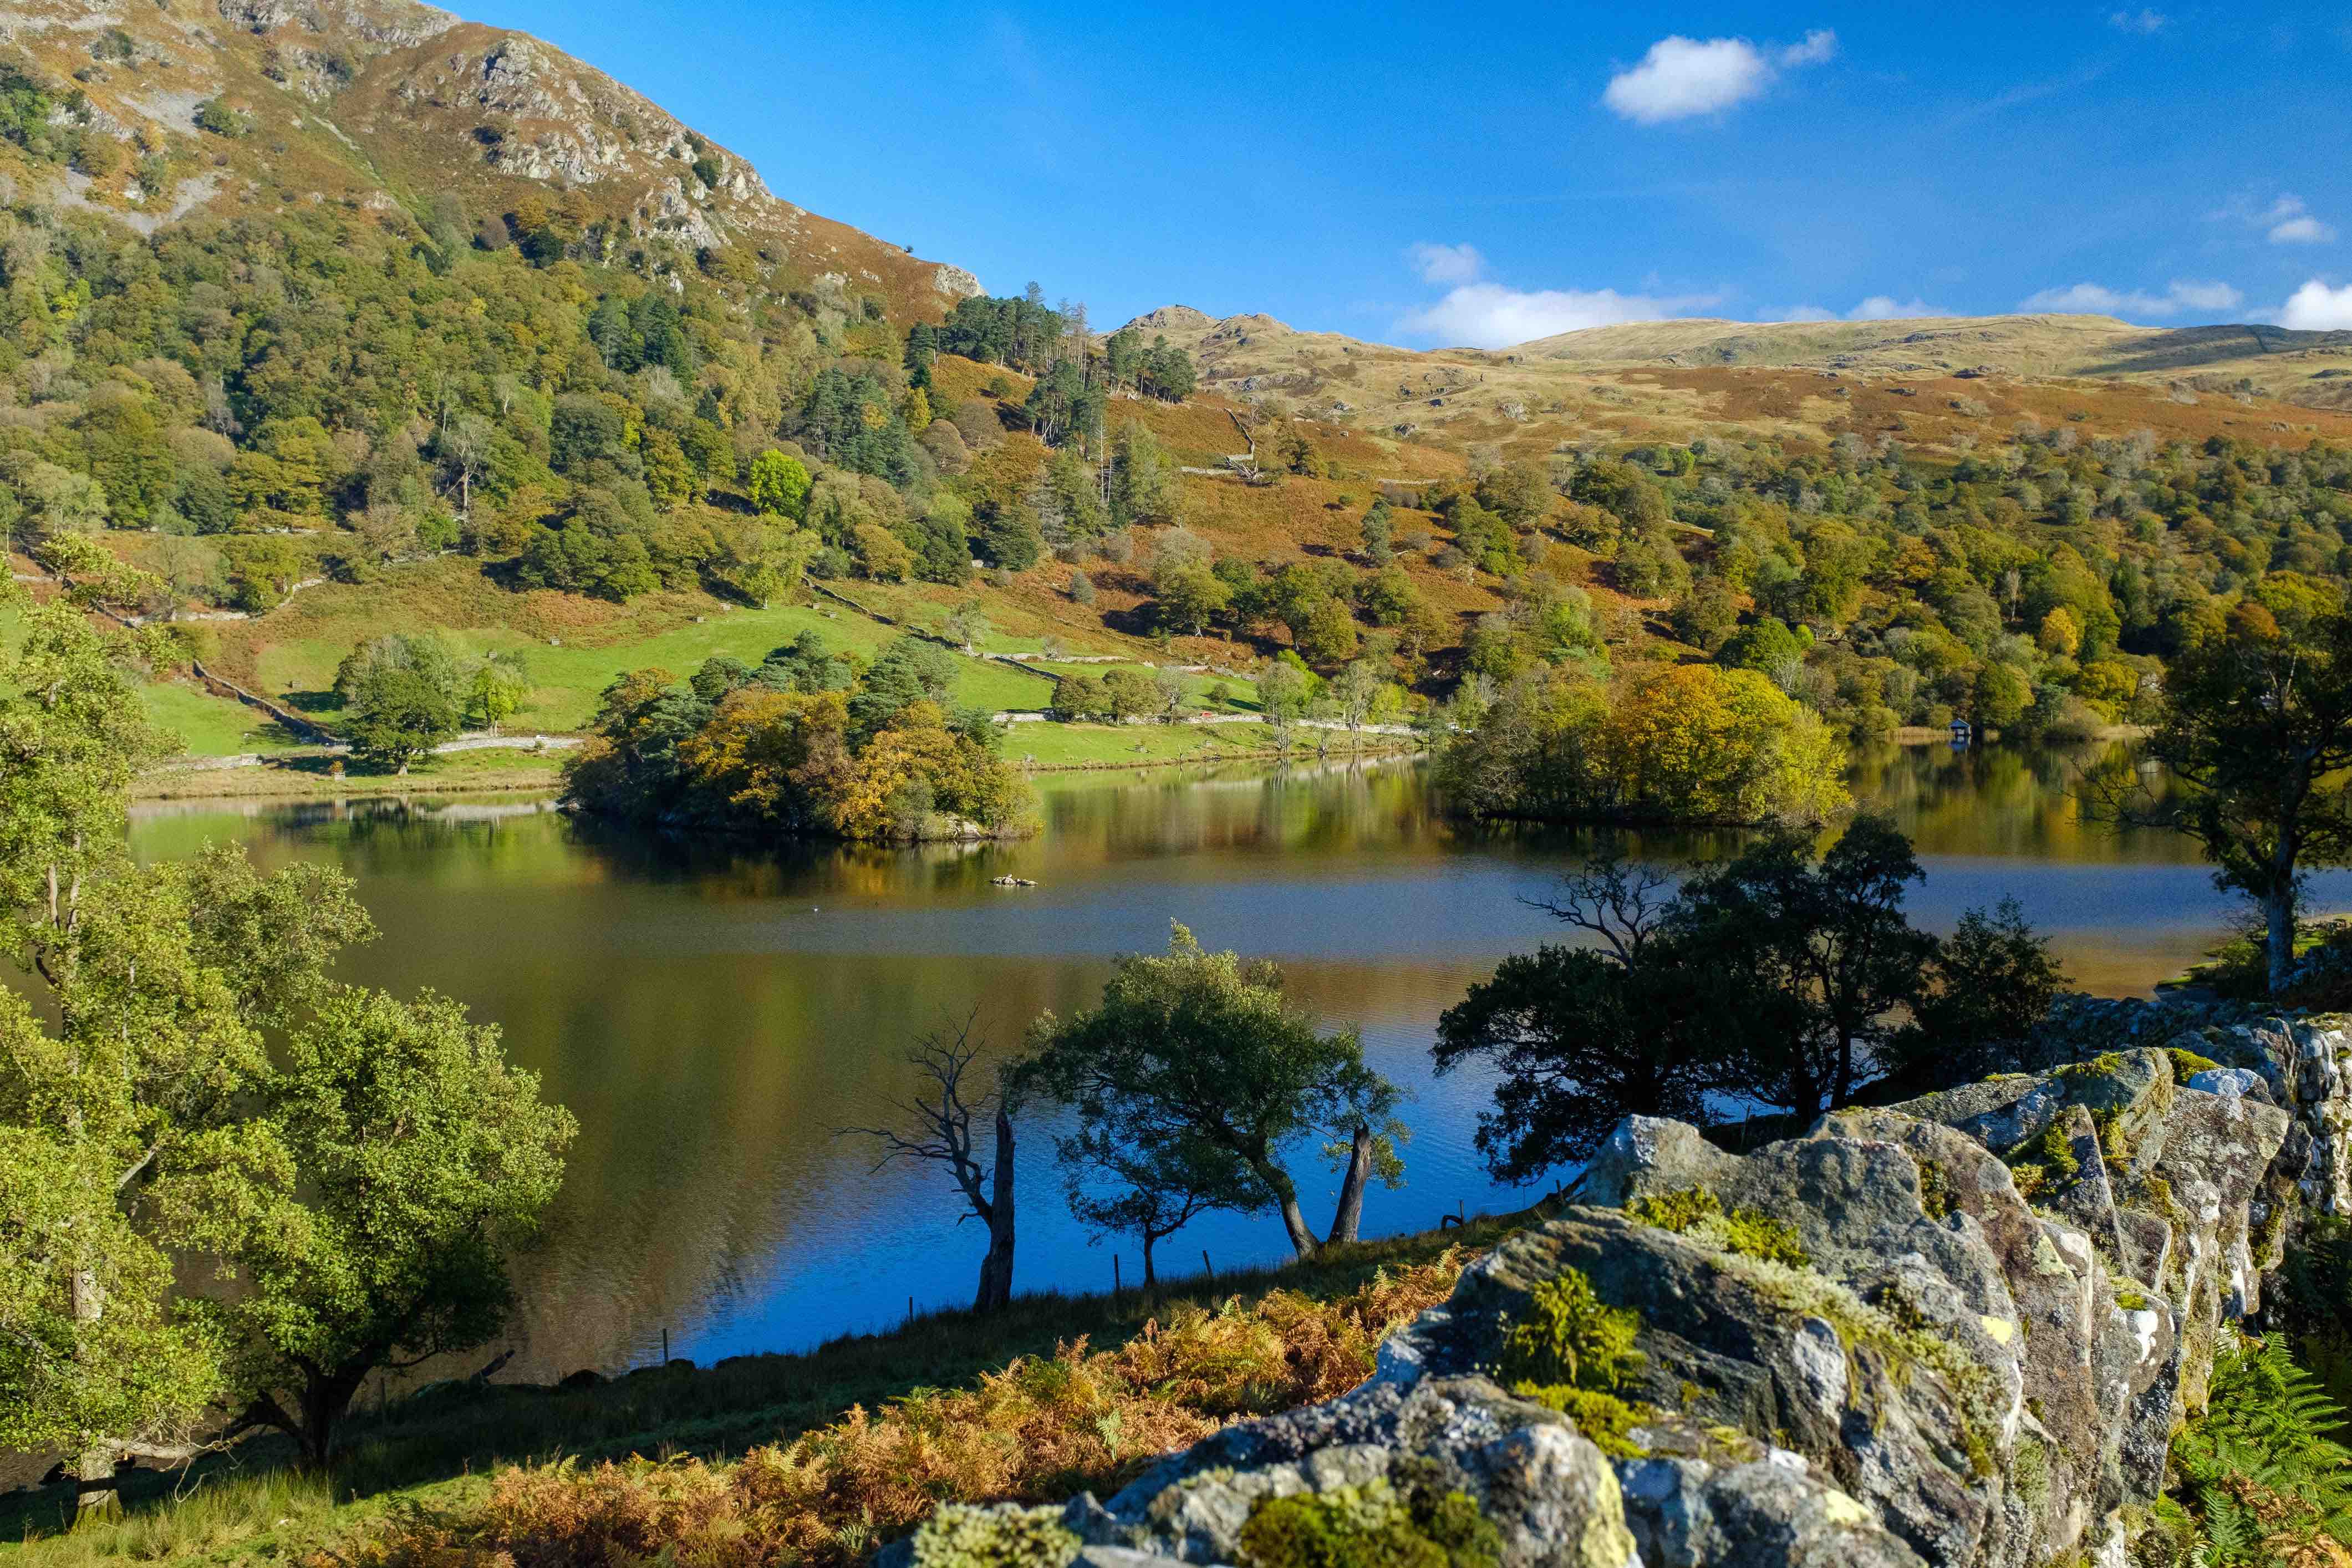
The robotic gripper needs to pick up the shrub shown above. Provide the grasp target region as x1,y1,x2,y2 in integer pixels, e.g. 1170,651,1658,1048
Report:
193,98,251,136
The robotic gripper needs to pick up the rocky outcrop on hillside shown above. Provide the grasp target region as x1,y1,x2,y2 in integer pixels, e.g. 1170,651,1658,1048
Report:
907,1014,2352,1568
0,0,981,314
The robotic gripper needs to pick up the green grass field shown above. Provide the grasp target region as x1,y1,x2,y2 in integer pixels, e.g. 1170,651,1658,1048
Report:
240,602,1059,735
139,681,307,757
134,746,571,801
1025,661,1262,712
1004,719,1325,768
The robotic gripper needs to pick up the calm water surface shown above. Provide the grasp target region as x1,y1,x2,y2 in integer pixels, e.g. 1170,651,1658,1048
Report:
126,742,2347,1382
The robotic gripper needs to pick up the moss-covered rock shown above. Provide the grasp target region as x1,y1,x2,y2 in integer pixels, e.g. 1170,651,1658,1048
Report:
1236,1468,1499,1568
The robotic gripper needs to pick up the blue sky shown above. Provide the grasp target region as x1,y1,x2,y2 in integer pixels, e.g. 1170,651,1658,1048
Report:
460,2,2352,348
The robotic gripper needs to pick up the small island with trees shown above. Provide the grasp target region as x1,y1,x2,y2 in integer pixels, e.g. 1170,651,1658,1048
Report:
561,632,1037,842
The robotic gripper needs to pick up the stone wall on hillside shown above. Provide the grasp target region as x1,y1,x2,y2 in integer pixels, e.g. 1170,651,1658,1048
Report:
898,1007,2352,1568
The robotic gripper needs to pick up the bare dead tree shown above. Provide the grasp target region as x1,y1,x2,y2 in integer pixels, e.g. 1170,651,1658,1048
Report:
1520,848,1676,968
839,1015,1017,1312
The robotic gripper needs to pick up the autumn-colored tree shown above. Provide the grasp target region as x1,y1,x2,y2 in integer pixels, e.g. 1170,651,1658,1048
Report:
1440,664,1845,826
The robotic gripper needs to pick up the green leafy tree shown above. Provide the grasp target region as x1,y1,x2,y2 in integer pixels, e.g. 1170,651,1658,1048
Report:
1360,498,1395,566
975,498,1045,573
466,651,531,734
943,599,990,653
2095,608,2352,995
1440,823,1994,1175
1109,421,1182,527
1019,924,1406,1259
1882,898,2071,1090
1718,616,1809,676
1972,660,2031,730
1058,1123,1255,1285
1332,658,1389,746
747,449,812,520
1053,673,1107,721
216,535,304,612
1099,667,1159,722
1666,814,1939,1117
1671,576,1739,653
221,986,572,1468
1297,598,1361,669
715,518,813,608
1153,559,1231,637
1435,855,1712,1179
1259,658,1312,750
0,586,375,1520
1139,337,1197,401
337,634,464,772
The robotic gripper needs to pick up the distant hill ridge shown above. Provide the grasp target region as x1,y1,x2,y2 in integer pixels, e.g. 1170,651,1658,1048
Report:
1119,304,2352,408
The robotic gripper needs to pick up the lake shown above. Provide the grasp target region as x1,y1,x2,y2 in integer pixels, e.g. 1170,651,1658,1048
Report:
126,740,2337,1385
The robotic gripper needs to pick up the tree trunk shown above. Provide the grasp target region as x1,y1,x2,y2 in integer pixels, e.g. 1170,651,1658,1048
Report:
1258,1162,1317,1259
72,1448,121,1528
69,1260,121,1529
296,1367,366,1471
2266,883,2299,997
1325,1122,1373,1245
974,1108,1016,1312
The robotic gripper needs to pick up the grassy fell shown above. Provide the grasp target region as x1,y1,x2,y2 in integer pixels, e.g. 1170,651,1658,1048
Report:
0,1218,1521,1568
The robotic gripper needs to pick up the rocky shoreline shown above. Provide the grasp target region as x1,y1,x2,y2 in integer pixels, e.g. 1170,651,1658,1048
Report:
897,1000,2350,1568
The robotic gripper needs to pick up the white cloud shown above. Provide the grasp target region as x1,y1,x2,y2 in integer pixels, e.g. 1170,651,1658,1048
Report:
1775,305,1840,322
2165,279,2244,310
1406,242,1486,285
1778,29,1839,66
2109,9,2166,33
2017,278,2242,317
2210,192,2337,246
1851,296,1954,320
1399,282,1718,347
1601,30,1835,124
2280,279,2352,330
2260,197,2337,245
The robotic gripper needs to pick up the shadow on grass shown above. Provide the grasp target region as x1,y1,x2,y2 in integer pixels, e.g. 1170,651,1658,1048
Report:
281,688,342,715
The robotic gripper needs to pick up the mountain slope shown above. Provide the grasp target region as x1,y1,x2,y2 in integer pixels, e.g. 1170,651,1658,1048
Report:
1,0,979,316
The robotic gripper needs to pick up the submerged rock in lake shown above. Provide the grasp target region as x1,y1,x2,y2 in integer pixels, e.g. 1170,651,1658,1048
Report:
893,1014,2352,1568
